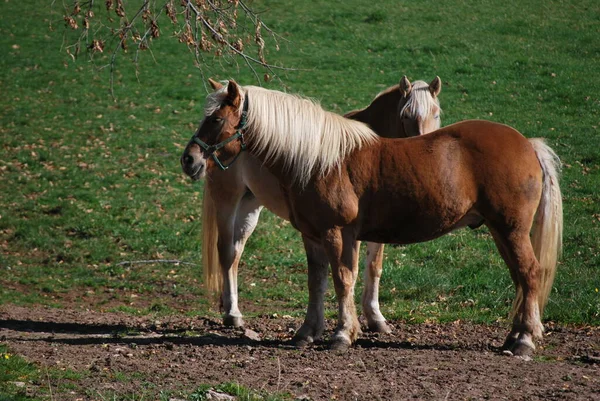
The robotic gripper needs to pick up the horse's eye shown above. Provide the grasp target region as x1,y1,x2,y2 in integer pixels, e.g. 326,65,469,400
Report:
434,115,440,120
213,117,223,123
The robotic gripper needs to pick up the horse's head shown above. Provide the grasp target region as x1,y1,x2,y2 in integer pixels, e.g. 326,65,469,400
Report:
181,79,247,180
398,76,442,136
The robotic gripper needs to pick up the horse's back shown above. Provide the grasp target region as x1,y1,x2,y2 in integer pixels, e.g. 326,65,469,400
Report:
431,120,544,220
415,120,540,176
430,119,529,147
440,120,541,176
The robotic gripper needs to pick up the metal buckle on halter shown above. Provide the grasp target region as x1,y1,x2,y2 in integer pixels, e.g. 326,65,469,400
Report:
192,96,248,171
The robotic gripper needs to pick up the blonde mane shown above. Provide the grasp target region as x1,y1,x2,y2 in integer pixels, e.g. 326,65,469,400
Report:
205,84,379,187
397,80,441,120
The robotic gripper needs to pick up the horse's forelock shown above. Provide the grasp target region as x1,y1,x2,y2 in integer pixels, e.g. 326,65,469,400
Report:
203,89,223,116
203,83,246,117
399,80,441,120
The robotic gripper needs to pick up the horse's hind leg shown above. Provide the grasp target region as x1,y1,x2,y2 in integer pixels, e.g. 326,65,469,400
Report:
490,237,521,351
217,192,263,327
323,227,361,351
490,228,544,357
292,235,329,346
362,242,391,333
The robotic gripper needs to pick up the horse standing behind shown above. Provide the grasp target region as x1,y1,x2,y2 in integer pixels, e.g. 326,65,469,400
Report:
197,77,441,344
182,81,562,357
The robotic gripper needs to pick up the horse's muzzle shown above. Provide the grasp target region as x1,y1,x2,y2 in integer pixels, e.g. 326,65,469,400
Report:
181,152,206,181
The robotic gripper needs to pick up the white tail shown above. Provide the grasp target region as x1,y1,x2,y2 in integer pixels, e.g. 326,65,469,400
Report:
202,185,222,297
512,138,563,318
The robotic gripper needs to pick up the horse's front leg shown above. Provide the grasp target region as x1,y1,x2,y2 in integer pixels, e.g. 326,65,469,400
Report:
323,228,361,351
292,234,329,346
362,242,391,333
217,193,263,327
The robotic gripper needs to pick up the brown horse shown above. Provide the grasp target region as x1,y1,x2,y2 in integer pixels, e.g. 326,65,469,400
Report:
181,81,562,357
197,77,441,343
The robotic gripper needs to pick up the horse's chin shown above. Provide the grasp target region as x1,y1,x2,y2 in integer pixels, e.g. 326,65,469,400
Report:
187,164,206,181
191,170,205,181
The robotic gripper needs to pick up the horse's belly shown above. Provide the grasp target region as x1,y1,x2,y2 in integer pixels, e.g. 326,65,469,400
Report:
357,210,482,244
358,224,446,244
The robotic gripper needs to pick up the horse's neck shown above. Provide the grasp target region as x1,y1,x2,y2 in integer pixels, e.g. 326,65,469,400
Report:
234,153,290,220
206,155,291,222
350,92,403,139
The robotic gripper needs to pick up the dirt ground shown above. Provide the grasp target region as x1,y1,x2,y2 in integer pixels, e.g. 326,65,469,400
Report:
1,305,599,401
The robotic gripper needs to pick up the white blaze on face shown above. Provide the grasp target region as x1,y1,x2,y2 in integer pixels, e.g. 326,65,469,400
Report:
420,105,441,135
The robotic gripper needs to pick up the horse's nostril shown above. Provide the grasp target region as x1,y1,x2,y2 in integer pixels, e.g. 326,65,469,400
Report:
183,154,194,166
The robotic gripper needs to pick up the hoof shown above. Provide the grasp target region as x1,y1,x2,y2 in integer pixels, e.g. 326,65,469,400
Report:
367,320,392,334
502,332,519,351
291,334,314,348
330,336,352,353
502,336,517,351
292,322,323,347
223,315,244,328
510,340,535,358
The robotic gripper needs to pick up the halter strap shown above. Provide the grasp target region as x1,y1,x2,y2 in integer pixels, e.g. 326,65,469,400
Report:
192,95,248,171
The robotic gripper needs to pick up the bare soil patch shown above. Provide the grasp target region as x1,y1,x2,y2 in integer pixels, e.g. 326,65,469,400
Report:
1,305,599,400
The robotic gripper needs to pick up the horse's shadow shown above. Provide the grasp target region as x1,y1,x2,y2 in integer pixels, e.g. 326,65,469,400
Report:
355,337,501,353
0,318,502,353
0,318,287,349
0,319,129,335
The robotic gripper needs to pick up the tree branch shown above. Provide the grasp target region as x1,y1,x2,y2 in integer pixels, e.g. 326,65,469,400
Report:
57,0,294,95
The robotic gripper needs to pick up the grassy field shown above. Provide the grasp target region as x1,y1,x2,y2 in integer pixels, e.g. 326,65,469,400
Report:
1,0,599,323
0,1,599,397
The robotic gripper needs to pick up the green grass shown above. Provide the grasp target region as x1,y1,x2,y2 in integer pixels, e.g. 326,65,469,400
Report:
0,344,40,400
190,383,292,401
0,344,87,401
0,0,598,387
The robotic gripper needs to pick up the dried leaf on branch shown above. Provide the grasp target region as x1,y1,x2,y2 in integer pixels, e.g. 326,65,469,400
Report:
57,0,291,93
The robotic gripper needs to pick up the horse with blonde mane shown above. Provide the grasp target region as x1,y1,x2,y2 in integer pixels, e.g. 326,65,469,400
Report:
182,80,562,357
196,77,441,343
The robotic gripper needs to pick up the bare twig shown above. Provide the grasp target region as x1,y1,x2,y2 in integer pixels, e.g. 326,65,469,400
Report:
45,367,55,401
56,0,293,94
277,356,282,391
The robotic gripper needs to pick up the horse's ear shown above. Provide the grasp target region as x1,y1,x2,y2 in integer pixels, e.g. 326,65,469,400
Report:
226,80,241,108
429,76,442,98
208,78,223,91
399,76,412,97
